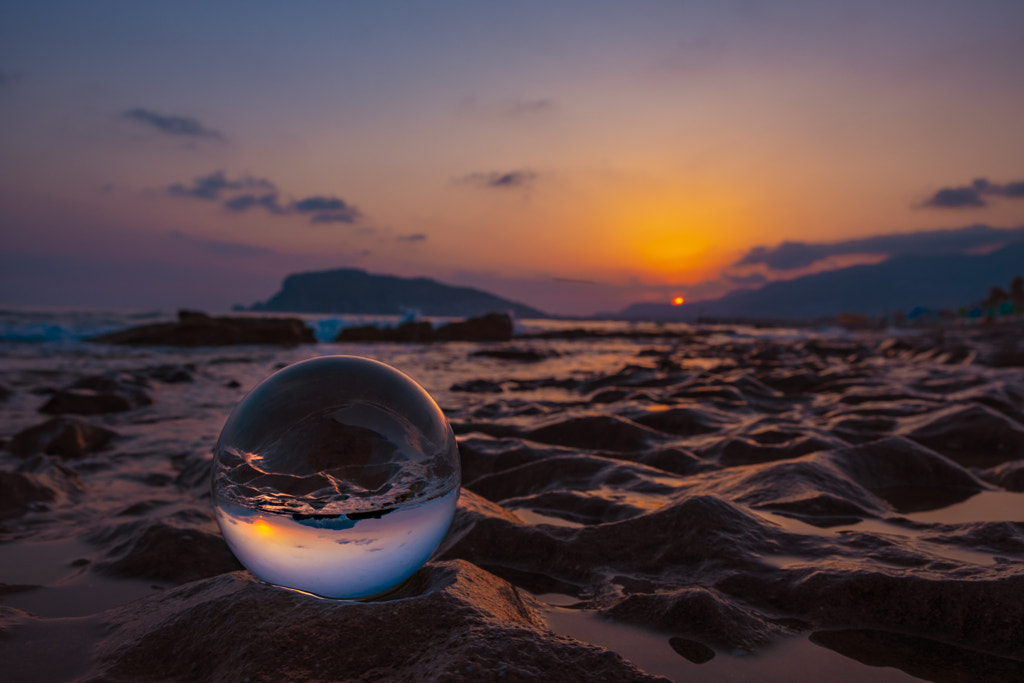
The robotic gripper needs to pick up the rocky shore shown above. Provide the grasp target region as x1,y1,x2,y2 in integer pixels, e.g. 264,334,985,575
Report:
1,323,1023,681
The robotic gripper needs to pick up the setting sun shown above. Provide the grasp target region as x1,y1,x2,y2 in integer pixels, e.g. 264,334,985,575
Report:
672,296,685,306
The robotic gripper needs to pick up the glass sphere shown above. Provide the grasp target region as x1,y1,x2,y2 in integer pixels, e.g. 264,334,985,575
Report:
211,355,460,599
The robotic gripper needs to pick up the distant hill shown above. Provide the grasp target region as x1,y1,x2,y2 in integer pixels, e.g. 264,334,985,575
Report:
615,242,1024,321
251,268,549,318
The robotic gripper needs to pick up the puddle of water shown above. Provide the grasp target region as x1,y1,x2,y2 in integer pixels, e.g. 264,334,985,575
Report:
1,573,170,618
754,509,1016,568
542,605,923,682
0,538,93,586
0,614,105,683
0,536,172,617
903,491,1024,524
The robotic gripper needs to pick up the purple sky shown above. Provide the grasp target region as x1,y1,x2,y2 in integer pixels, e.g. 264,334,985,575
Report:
1,1,1023,315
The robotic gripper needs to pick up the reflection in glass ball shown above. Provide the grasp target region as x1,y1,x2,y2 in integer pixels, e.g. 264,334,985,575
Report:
211,356,460,599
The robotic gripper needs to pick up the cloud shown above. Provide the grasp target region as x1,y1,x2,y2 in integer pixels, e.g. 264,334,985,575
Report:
223,193,287,214
922,178,1024,208
293,196,361,223
734,224,1024,271
397,233,427,242
506,98,554,116
460,170,538,189
168,171,277,201
166,171,360,224
123,107,225,140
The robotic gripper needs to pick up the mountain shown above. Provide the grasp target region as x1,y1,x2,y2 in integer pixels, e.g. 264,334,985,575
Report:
616,242,1024,321
251,268,549,318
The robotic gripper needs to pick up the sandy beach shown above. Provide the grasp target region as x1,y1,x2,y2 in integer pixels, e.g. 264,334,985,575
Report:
1,317,1023,681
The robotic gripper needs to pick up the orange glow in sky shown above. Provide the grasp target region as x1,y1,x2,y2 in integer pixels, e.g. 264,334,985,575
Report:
672,296,684,306
253,519,274,537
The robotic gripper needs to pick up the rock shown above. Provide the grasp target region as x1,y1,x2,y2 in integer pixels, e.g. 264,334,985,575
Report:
468,454,680,504
818,437,986,513
633,447,713,476
525,415,665,452
435,313,514,342
470,348,551,362
0,455,84,519
457,436,545,484
89,310,316,346
90,562,664,682
92,513,242,583
703,458,886,527
451,379,505,393
710,433,844,467
630,407,730,437
605,586,797,651
810,629,1024,683
442,495,794,589
984,461,1024,492
898,403,1024,467
669,637,716,664
336,313,515,343
39,375,153,415
145,364,195,383
8,416,118,457
718,568,1024,662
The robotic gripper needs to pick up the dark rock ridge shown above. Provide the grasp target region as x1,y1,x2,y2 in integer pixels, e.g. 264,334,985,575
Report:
8,416,118,457
89,563,663,682
39,374,153,415
337,312,514,343
89,310,315,346
252,267,549,318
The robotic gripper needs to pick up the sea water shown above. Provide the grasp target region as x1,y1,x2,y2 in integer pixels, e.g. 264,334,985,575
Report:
216,487,458,599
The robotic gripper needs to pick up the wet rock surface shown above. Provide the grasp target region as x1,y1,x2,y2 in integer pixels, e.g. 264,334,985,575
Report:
89,562,663,682
337,312,515,343
8,417,118,457
1,324,1023,680
90,309,316,346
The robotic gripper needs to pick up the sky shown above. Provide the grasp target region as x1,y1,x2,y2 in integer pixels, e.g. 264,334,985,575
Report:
1,0,1023,316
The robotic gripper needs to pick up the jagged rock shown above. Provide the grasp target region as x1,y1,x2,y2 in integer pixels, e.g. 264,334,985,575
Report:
0,455,84,519
525,415,665,452
89,310,315,346
898,403,1024,467
336,313,515,343
91,512,241,583
8,416,118,457
39,374,152,415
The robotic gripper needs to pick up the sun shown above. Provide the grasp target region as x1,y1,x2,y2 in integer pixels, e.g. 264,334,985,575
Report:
672,296,685,306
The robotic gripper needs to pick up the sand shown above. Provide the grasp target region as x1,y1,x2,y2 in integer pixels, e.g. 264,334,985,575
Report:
1,323,1023,681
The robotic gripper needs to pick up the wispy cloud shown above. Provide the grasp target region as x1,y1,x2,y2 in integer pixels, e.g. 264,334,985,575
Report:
921,178,1024,208
397,233,427,242
506,98,555,116
123,107,225,140
733,224,1024,271
168,171,276,201
459,170,538,189
166,171,361,224
293,196,361,223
